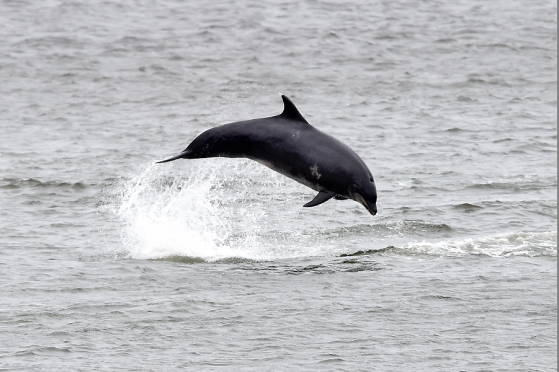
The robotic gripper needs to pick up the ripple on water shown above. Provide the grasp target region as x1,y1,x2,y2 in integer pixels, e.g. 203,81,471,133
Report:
0,177,89,190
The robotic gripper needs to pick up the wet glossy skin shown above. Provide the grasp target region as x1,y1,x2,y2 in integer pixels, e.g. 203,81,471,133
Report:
159,96,377,215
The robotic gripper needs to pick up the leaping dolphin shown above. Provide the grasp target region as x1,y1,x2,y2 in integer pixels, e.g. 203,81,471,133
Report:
157,95,377,215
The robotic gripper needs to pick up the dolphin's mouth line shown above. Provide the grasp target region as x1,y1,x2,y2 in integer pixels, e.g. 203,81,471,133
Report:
354,193,377,216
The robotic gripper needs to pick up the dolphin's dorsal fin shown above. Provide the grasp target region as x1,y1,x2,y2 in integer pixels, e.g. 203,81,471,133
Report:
280,95,309,124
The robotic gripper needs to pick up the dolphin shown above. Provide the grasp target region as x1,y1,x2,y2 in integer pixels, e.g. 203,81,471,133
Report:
157,95,377,215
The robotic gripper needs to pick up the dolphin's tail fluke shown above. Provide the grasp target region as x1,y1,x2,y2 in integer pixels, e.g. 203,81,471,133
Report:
156,150,191,164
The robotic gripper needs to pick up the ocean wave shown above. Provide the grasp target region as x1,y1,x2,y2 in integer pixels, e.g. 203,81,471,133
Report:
0,177,88,190
396,231,557,258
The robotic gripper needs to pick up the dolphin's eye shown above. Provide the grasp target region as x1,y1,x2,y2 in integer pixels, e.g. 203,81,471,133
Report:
370,178,374,182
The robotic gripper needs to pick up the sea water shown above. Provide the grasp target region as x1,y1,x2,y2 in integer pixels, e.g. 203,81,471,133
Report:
0,0,556,370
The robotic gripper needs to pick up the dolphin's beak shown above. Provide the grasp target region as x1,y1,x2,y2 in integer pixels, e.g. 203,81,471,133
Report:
368,203,377,216
355,193,377,216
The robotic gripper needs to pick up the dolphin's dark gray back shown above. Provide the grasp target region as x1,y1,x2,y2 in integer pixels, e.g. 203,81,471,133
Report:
158,95,377,215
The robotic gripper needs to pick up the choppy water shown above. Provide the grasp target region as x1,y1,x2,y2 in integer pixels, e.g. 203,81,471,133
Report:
0,0,556,370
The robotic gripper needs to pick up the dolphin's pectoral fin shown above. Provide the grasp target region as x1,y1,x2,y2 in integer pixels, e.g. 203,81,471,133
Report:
303,191,336,208
334,195,348,200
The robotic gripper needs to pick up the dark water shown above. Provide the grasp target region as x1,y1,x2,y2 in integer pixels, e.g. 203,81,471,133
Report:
0,0,556,370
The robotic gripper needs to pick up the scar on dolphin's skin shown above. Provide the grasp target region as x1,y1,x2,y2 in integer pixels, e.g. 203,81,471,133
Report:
310,164,322,179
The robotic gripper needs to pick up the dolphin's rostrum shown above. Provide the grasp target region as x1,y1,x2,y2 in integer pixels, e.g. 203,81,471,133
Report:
158,95,377,215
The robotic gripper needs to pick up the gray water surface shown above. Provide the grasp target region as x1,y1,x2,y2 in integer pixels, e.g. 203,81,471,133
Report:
0,0,556,370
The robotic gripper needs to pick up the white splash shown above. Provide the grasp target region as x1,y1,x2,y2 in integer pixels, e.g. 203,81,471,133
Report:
113,162,258,260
